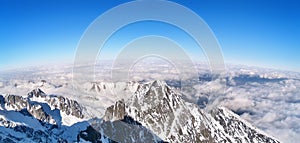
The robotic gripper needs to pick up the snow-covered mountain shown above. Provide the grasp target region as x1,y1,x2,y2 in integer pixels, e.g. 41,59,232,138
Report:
0,88,88,142
100,80,280,143
0,80,280,142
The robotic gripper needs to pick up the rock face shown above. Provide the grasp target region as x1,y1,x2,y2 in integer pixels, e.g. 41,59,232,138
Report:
100,100,165,143
104,100,126,121
102,80,280,143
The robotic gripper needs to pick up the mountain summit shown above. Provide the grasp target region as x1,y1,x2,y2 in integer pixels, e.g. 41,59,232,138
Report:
100,80,280,143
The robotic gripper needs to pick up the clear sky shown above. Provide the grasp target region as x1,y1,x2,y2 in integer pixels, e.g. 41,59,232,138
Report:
0,0,299,71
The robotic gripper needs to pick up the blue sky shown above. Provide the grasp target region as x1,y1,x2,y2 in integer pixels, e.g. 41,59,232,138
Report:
0,0,299,71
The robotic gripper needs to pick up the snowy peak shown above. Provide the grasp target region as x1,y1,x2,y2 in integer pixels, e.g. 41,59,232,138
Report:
27,88,47,98
28,88,85,119
1,88,85,125
131,80,182,111
0,89,89,142
0,94,56,124
125,81,230,142
85,81,139,94
101,81,280,143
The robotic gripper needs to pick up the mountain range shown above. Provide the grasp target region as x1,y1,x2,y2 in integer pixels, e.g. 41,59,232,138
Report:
0,80,280,143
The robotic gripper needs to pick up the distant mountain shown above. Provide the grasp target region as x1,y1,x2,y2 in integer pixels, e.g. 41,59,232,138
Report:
0,81,280,143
